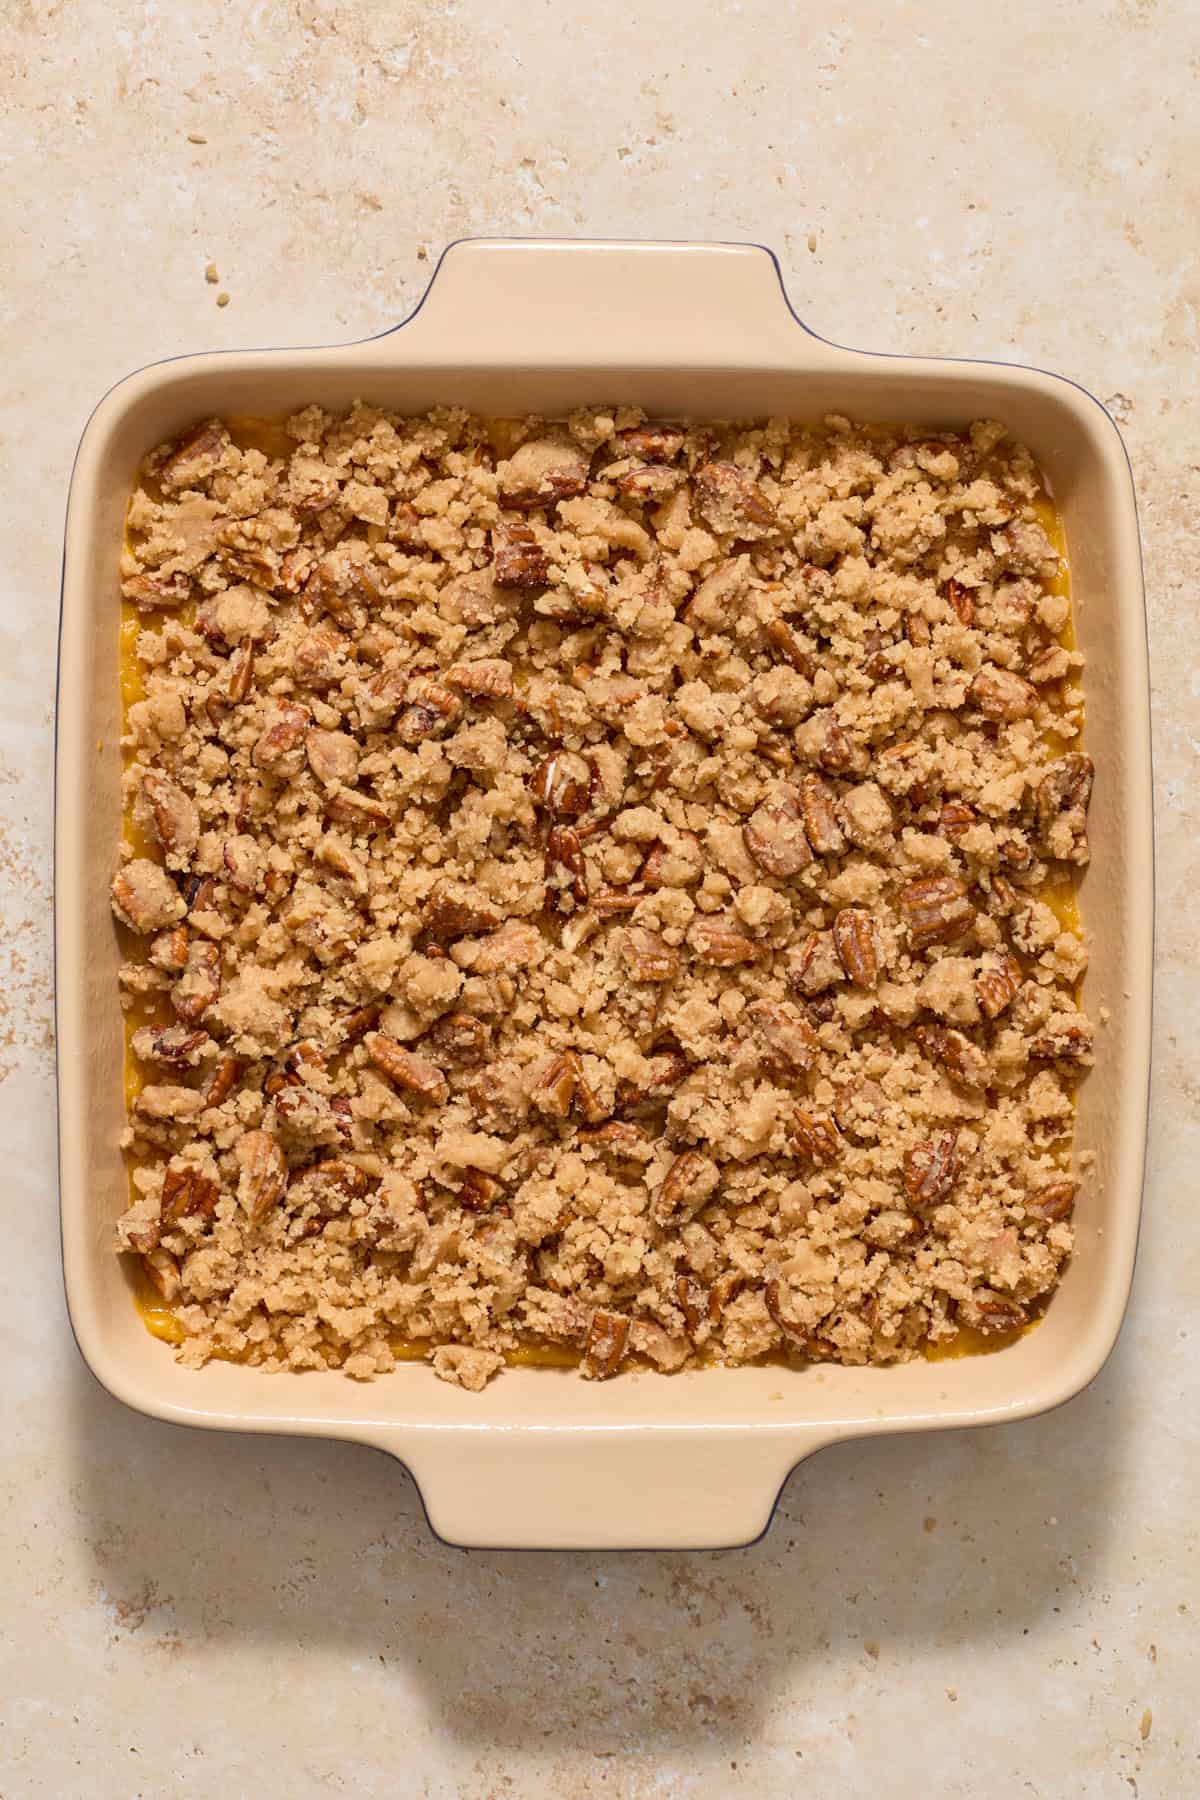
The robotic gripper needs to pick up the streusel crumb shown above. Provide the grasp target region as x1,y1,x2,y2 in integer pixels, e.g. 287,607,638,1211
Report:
113,407,1093,1387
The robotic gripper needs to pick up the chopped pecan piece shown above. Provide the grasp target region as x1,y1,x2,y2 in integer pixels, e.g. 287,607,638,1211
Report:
832,907,880,989
874,739,929,801
975,954,1023,1019
998,831,1037,875
222,833,261,893
1025,1179,1077,1222
306,728,360,787
292,627,347,691
440,566,511,629
456,1166,504,1211
591,889,640,916
787,929,842,996
619,463,686,506
395,683,462,746
916,1024,991,1090
472,920,544,974
356,665,409,728
807,710,855,775
675,1274,708,1337
683,556,747,627
702,1272,743,1325
944,578,975,626
316,836,368,893
286,1040,327,1081
171,939,221,1022
235,1130,288,1224
903,1128,960,1207
638,830,703,889
581,1309,630,1380
1028,642,1071,684
287,459,340,519
579,1120,647,1160
970,665,1037,721
497,434,590,508
888,435,968,474
225,637,256,706
130,1024,209,1068
159,419,228,490
745,1000,820,1075
971,1291,1028,1334
492,523,548,587
388,502,426,552
141,772,199,862
323,787,391,832
335,1003,380,1046
763,1278,810,1347
200,1054,241,1107
160,1159,219,1224
998,515,1058,575
423,887,501,941
1035,753,1093,865
252,702,311,770
653,1151,717,1226
528,750,592,818
693,460,777,536
129,1078,189,1149
302,1158,373,1203
615,422,685,462
180,872,217,914
446,659,514,698
622,925,679,982
532,1049,604,1121
764,617,815,676
800,774,846,857
424,1011,491,1067
899,875,975,951
111,860,187,935
833,1075,886,1136
142,1247,181,1301
570,1056,608,1125
742,789,812,878
366,1034,449,1103
135,1082,204,1122
936,800,976,840
615,1050,690,1111
530,1051,575,1120
216,514,292,587
545,825,589,905
790,1108,840,1164
122,569,192,611
1028,1021,1094,1065
688,917,764,966
149,924,190,974
987,873,1023,917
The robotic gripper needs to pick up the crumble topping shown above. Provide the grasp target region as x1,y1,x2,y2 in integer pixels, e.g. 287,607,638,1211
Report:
112,405,1093,1387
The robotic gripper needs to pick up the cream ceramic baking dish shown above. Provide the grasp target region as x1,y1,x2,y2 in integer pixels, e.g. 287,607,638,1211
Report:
56,238,1152,1549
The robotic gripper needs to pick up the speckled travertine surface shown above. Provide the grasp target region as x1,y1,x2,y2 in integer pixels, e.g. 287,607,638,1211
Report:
2,3,1197,1795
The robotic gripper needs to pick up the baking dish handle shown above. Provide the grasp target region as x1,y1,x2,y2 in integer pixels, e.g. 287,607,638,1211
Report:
383,1425,831,1551
373,237,837,369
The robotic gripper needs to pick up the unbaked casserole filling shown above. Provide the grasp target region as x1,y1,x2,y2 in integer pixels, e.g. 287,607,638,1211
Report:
111,404,1093,1388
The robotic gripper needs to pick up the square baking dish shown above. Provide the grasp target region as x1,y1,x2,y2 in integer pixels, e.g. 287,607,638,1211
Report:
56,238,1152,1549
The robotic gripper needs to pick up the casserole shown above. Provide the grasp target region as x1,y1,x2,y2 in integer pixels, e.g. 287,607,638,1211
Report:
57,238,1152,1549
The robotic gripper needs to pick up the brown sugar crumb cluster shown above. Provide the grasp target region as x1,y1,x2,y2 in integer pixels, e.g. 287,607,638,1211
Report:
112,404,1094,1389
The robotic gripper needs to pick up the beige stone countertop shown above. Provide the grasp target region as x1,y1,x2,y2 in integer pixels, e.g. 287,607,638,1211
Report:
2,2,1196,1794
